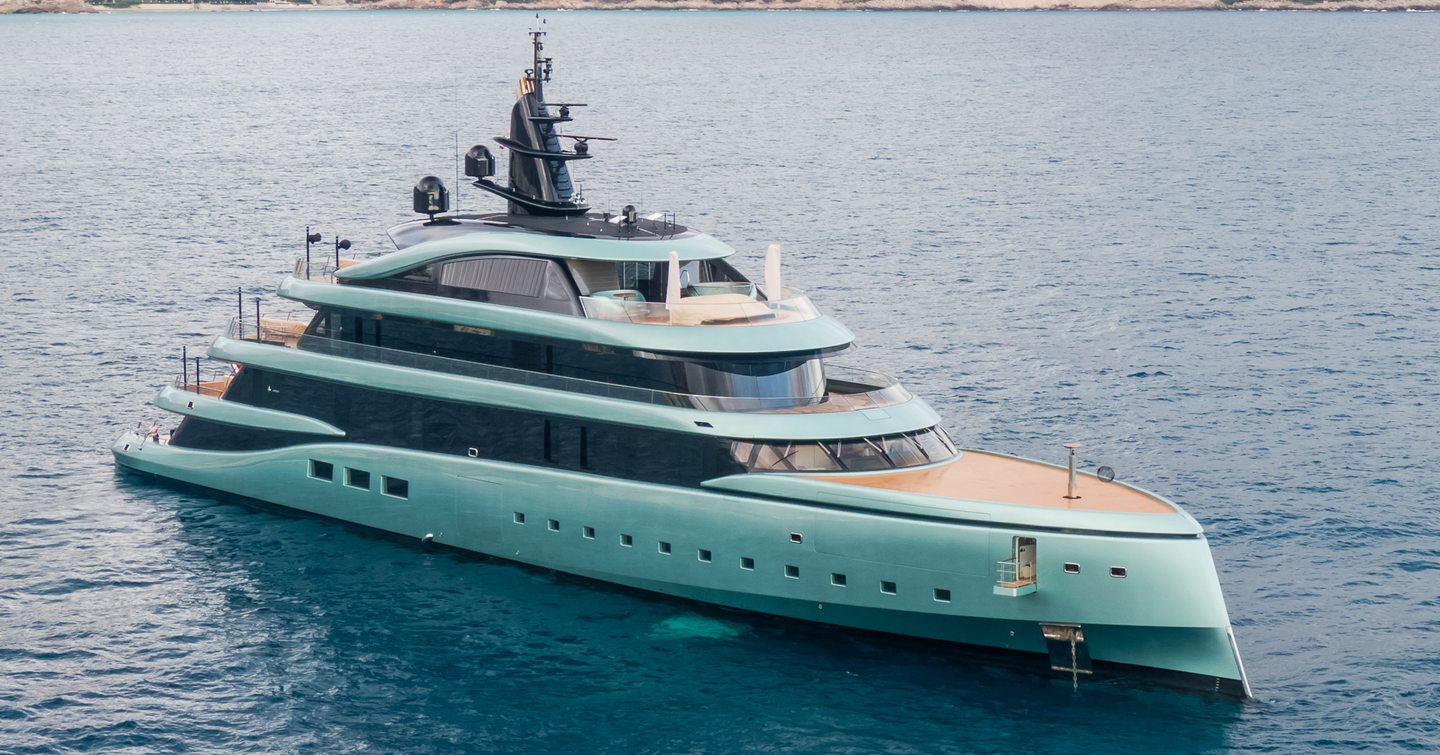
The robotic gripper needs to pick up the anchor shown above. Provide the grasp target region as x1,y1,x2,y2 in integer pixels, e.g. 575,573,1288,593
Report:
1041,623,1093,690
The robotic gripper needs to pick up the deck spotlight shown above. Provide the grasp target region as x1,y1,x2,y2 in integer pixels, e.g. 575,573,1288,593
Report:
622,204,637,225
304,227,323,279
334,237,351,268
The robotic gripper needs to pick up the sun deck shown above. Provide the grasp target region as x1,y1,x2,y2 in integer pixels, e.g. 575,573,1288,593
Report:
297,254,820,328
808,450,1179,515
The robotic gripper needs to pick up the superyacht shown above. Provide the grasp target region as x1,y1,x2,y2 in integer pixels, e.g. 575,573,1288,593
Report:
113,32,1250,698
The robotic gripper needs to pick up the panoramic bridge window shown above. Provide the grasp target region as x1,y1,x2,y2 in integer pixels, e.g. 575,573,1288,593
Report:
731,427,957,473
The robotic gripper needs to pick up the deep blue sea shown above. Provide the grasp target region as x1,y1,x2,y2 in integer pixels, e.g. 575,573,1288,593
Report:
2,8,1438,752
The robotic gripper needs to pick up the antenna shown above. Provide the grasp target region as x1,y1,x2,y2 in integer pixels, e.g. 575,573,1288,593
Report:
529,15,548,101
454,65,462,216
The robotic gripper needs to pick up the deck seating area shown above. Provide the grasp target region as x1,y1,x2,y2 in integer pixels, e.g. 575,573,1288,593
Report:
258,318,309,348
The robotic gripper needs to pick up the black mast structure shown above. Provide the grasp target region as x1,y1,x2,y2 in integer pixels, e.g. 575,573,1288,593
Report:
464,27,612,218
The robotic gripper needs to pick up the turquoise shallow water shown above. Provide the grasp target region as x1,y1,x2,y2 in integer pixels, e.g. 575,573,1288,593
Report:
2,9,1439,752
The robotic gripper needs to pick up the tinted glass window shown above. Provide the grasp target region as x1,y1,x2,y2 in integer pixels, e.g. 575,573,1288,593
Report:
831,438,890,471
882,435,929,468
681,358,824,402
213,368,743,487
168,417,325,451
307,308,689,392
440,256,548,297
357,254,580,315
751,442,795,472
786,442,837,472
729,441,757,467
912,429,952,462
732,428,957,474
572,259,750,301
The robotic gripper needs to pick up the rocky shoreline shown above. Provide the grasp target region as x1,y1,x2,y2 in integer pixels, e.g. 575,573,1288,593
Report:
5,0,1438,14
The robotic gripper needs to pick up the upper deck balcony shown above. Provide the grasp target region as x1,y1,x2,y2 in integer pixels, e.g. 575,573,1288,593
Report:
293,253,822,328
222,316,908,415
578,286,820,327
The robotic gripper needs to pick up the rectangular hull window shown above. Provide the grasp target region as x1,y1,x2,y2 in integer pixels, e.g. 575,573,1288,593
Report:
309,460,334,481
345,468,370,490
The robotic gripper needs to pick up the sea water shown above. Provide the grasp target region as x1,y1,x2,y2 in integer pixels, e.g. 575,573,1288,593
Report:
1,9,1438,752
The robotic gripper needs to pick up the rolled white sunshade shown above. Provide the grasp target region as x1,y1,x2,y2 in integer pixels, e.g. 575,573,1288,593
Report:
765,243,783,300
665,250,682,313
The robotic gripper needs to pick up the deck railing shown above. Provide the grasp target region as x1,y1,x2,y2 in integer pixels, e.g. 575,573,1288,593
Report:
172,358,236,398
996,558,1036,588
293,255,364,283
222,317,909,414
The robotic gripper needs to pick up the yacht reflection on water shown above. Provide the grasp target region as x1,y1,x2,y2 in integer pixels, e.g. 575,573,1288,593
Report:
114,31,1249,698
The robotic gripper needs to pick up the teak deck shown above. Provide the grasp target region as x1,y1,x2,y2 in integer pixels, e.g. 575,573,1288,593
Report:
811,450,1178,514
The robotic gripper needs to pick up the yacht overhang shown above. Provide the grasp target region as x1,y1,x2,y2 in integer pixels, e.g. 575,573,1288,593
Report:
347,224,735,282
277,276,855,356
207,334,942,440
702,463,1205,538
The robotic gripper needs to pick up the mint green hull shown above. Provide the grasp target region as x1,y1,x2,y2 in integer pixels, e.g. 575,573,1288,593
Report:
112,431,1248,693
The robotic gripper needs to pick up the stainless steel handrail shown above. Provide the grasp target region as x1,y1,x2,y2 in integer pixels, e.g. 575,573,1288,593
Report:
996,558,1035,587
